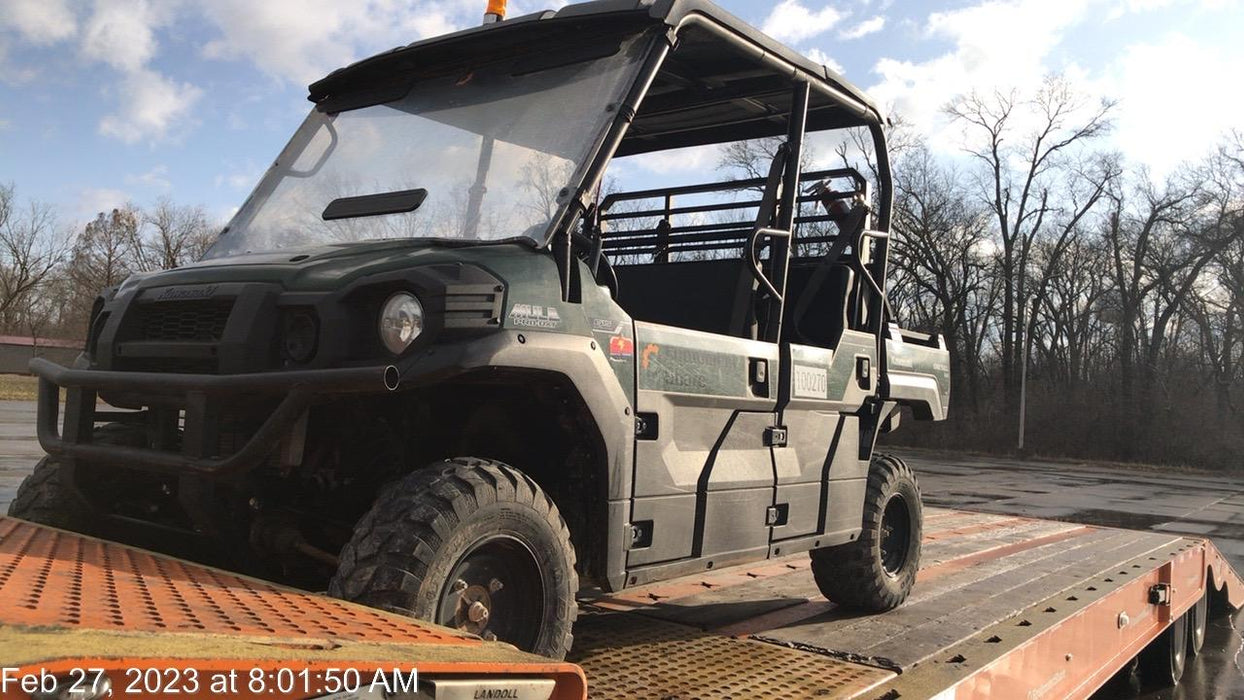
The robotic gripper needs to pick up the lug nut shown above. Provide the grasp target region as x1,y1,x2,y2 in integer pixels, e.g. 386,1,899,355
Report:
489,578,504,593
468,601,490,623
450,579,467,594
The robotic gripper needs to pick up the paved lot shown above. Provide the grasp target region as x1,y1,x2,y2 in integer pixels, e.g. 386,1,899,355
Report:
1,403,1241,697
0,400,42,510
901,451,1244,574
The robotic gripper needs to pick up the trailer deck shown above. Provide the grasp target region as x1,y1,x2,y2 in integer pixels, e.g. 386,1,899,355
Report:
0,516,587,700
1,508,1240,699
572,507,1244,699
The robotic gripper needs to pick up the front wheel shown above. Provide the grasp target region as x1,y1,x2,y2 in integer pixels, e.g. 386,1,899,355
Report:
8,457,94,533
809,453,922,612
329,458,578,659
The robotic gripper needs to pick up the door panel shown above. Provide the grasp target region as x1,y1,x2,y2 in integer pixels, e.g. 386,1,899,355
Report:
627,322,779,570
771,332,877,544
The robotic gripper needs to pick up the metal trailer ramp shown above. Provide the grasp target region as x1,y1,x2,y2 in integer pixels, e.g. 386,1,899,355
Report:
0,517,588,700
571,508,1244,699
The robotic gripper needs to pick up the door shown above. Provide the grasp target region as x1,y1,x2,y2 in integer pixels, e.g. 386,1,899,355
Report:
626,321,780,568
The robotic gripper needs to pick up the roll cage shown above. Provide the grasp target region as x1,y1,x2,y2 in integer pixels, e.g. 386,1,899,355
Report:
309,0,898,382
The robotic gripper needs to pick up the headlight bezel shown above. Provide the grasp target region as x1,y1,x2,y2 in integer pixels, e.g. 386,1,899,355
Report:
378,291,425,356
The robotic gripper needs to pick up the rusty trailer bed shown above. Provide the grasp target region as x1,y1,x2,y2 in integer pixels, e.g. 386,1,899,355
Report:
0,517,586,700
571,507,1244,699
1,510,1241,699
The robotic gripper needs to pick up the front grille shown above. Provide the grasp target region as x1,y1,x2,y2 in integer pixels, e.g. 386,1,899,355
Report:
137,299,234,341
444,288,503,330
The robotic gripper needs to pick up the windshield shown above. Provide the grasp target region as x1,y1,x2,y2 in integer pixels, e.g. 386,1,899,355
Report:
205,34,648,259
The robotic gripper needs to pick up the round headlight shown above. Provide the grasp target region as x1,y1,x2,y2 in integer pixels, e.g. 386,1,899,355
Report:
379,292,424,355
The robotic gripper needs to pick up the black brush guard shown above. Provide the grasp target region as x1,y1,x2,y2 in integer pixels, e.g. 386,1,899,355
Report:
31,357,393,477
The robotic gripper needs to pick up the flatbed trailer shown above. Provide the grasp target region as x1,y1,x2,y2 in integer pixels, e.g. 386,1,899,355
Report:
0,517,586,700
571,507,1244,699
1,509,1240,699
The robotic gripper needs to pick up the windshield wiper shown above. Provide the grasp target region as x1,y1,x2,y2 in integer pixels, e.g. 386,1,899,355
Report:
322,188,428,221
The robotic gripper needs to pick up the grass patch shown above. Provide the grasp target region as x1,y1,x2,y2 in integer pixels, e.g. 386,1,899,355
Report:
0,374,40,401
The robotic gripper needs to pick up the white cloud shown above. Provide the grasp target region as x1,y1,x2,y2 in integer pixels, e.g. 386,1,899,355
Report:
99,69,204,144
0,0,77,45
805,48,845,75
77,187,130,221
1096,33,1244,176
197,0,480,86
214,161,263,191
614,144,721,176
124,165,172,190
74,0,202,145
81,0,166,72
839,15,885,40
869,0,1091,141
761,1,845,44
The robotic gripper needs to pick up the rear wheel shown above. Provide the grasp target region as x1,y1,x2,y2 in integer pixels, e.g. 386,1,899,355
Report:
809,453,922,611
1140,611,1188,687
329,458,578,659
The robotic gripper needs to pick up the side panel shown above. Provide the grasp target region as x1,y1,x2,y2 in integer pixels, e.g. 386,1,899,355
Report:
885,332,951,420
770,333,875,542
627,323,778,569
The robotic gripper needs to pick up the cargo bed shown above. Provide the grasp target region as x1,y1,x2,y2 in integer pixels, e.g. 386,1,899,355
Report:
571,508,1244,699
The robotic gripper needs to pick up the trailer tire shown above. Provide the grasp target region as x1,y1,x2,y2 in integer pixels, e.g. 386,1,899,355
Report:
809,453,922,612
329,458,578,660
1187,589,1208,658
1140,610,1188,687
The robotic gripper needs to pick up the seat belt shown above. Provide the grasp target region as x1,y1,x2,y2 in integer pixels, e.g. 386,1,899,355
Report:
791,204,868,344
728,146,788,339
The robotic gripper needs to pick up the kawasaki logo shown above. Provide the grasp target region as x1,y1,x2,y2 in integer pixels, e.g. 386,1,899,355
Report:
155,285,220,301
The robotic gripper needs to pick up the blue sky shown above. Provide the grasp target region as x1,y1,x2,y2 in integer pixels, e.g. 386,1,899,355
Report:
1,0,1241,228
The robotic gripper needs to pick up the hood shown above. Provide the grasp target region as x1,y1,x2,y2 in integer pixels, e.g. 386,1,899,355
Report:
121,239,537,294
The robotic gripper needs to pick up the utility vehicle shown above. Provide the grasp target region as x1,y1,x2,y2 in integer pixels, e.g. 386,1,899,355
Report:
13,0,949,659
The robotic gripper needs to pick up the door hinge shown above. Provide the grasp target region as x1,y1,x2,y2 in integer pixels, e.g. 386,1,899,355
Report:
764,426,787,447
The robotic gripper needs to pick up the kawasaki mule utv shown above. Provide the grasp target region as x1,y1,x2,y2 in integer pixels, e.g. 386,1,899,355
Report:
13,0,949,659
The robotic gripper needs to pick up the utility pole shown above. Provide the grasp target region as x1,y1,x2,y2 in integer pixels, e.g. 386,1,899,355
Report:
1017,294,1042,454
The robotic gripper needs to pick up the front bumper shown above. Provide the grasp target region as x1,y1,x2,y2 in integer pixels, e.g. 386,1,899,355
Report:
31,357,394,477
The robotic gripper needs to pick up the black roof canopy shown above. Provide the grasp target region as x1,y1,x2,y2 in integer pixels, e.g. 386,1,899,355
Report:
307,0,883,155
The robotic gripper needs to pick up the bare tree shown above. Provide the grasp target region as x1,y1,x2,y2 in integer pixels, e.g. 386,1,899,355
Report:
889,143,995,412
945,76,1116,410
135,198,215,271
0,184,69,333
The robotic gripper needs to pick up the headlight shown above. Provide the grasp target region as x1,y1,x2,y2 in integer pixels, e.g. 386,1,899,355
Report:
379,292,424,355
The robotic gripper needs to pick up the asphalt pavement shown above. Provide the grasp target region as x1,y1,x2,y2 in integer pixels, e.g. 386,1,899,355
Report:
1,401,1240,698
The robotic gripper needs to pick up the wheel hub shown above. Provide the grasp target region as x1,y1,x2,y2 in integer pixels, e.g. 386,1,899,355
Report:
450,583,493,634
436,536,543,650
880,494,912,577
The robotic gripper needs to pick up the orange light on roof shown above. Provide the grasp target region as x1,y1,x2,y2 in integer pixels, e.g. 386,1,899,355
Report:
485,0,507,20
